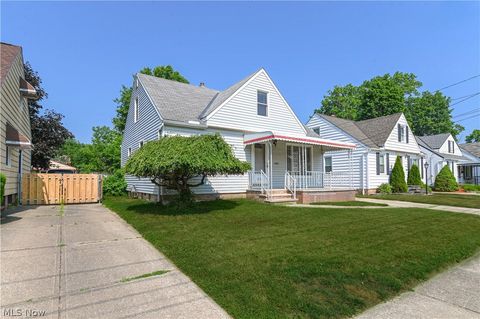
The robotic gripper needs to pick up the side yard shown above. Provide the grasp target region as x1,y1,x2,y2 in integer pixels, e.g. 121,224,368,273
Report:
104,197,480,319
358,193,480,209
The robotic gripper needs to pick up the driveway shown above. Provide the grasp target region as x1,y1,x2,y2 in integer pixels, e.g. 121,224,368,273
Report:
1,204,230,319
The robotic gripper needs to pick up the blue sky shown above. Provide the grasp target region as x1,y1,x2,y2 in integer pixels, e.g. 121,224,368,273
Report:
2,1,479,143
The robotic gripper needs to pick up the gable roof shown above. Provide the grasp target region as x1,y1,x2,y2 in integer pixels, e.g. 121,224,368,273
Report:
199,69,260,119
417,133,451,149
316,113,403,148
1,42,22,86
138,73,218,122
460,142,480,158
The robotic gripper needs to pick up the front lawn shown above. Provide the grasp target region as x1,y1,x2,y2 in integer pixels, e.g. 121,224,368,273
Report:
311,201,388,207
358,193,480,209
104,197,480,318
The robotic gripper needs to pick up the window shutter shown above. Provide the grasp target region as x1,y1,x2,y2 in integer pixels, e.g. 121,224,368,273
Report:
452,141,454,153
421,157,424,178
406,126,409,143
398,124,401,142
407,155,410,173
376,152,380,175
386,153,390,175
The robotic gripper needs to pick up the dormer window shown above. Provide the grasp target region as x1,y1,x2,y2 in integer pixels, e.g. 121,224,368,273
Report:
257,91,268,116
134,97,139,123
448,140,454,153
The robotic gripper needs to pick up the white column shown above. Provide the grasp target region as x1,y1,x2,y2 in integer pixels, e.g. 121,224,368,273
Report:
349,149,353,188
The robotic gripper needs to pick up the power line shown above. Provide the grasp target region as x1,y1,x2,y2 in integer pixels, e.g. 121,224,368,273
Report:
434,75,480,92
455,113,480,123
450,92,480,107
453,109,480,119
451,92,480,100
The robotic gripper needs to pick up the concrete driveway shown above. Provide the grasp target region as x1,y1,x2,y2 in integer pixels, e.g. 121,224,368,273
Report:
1,204,230,319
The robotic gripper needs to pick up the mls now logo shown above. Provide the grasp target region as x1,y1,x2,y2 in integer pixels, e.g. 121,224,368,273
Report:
2,308,46,317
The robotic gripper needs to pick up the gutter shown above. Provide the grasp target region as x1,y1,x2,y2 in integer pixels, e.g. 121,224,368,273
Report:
163,119,208,129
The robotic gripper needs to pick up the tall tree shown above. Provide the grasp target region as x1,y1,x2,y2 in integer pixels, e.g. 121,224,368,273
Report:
315,72,463,138
24,62,73,169
113,65,189,133
465,129,480,143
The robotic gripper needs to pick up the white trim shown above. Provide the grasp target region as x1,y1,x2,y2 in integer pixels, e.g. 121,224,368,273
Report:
136,74,164,121
134,97,139,123
5,140,31,146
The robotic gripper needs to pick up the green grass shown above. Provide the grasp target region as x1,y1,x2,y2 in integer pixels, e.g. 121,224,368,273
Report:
120,270,168,282
104,196,480,319
358,194,480,208
311,201,388,207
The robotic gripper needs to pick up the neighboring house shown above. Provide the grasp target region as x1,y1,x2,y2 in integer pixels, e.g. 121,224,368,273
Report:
121,68,357,203
306,113,422,194
458,142,480,185
415,133,464,184
0,42,36,207
46,160,77,174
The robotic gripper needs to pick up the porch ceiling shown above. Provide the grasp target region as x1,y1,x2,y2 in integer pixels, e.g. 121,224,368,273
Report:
244,131,356,151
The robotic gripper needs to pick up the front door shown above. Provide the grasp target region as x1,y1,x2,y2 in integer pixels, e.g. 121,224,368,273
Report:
255,144,265,172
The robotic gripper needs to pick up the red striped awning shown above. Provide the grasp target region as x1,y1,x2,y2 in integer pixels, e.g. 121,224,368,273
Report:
244,131,356,150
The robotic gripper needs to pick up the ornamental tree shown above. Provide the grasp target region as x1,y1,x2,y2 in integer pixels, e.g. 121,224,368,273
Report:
125,134,251,203
389,156,407,193
407,164,422,186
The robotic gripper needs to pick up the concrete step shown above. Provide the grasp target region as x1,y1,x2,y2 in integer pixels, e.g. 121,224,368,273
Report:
265,198,298,203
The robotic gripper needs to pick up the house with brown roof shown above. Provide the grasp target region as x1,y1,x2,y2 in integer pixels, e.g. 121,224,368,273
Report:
1,42,37,207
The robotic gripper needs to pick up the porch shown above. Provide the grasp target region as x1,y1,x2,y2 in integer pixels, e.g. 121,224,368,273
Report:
244,131,356,203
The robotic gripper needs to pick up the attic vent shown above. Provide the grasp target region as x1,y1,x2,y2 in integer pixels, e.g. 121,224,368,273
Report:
199,82,205,87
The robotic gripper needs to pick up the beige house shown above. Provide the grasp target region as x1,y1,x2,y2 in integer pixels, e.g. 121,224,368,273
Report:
1,42,36,207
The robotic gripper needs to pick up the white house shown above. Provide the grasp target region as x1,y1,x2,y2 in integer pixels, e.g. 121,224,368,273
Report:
306,113,422,194
121,68,357,203
415,133,464,184
458,142,480,185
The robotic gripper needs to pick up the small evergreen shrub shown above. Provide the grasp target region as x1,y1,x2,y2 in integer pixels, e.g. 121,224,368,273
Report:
0,173,6,205
390,156,407,193
434,166,459,192
407,164,422,186
103,170,127,196
377,183,392,194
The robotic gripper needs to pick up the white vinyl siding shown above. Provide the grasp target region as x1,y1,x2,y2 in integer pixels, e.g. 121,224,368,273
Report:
0,49,32,196
122,80,163,195
383,114,420,154
207,71,306,135
438,135,462,156
306,114,367,190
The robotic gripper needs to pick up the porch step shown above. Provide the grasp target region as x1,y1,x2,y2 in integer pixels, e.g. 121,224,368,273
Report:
264,198,298,203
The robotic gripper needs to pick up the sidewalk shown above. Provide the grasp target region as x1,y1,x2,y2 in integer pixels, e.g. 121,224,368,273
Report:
355,198,480,216
356,254,480,318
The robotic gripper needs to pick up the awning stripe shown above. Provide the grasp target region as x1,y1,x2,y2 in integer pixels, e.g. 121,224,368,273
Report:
244,133,356,149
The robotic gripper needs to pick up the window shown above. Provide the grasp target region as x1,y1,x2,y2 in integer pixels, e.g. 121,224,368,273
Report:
139,141,144,148
448,141,455,153
313,127,320,135
257,91,268,116
324,156,332,173
5,146,11,166
134,97,139,122
127,147,132,157
376,153,385,175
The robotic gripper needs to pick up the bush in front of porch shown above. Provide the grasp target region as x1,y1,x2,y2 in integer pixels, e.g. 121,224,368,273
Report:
390,156,407,193
434,165,459,192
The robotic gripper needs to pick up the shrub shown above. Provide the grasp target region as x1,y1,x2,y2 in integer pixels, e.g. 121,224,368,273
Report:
434,165,459,192
0,173,5,205
462,184,480,192
377,183,392,194
389,156,407,193
103,170,127,196
407,164,422,186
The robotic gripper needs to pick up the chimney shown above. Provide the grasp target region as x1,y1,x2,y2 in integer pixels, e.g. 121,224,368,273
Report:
199,82,205,87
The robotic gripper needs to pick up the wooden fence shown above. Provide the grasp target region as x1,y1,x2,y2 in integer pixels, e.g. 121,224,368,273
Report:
21,174,102,205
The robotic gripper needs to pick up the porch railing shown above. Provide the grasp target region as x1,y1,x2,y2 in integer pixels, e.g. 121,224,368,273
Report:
284,171,297,199
290,171,352,189
248,170,271,199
